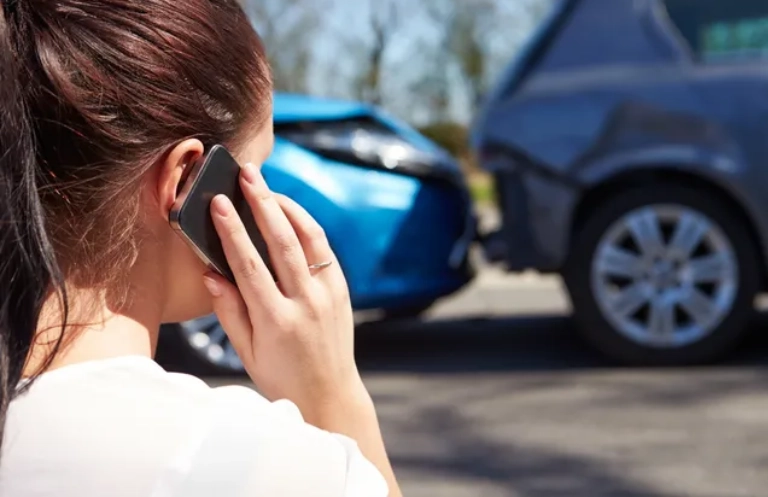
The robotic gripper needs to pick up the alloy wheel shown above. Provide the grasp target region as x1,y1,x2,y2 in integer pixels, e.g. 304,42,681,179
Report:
590,204,738,349
178,314,244,372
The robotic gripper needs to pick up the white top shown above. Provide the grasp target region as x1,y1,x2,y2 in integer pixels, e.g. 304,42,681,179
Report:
0,356,388,497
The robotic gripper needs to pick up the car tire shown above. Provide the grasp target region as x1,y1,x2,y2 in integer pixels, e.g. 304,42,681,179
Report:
155,320,246,376
563,183,761,366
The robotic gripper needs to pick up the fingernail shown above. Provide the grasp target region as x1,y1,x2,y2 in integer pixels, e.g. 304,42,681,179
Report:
241,162,258,184
202,274,222,297
211,195,231,217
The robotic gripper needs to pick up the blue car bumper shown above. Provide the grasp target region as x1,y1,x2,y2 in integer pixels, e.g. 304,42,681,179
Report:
350,179,477,310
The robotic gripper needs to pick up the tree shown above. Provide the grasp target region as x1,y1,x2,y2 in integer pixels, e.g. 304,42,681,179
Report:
421,0,557,118
421,0,500,111
240,0,326,94
346,0,401,106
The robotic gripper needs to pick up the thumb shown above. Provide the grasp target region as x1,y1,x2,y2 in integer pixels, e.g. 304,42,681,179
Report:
202,272,253,361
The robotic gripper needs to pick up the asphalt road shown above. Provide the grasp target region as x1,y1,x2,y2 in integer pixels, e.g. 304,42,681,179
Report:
358,275,768,497
212,270,768,497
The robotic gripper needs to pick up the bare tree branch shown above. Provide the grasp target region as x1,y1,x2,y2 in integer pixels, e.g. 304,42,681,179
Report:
240,0,328,93
346,0,402,106
417,0,556,116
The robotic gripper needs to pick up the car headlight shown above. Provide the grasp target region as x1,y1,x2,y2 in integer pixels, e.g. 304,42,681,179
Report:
277,119,456,178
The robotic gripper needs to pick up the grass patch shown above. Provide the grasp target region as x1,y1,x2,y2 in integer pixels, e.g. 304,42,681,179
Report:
468,173,495,206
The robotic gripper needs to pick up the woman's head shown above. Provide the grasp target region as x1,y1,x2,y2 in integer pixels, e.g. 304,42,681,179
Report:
0,0,273,443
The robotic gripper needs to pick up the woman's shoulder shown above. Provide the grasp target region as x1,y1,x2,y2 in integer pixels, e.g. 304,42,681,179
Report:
0,356,219,495
13,355,216,408
1,356,387,497
5,356,280,436
3,356,230,459
0,356,280,495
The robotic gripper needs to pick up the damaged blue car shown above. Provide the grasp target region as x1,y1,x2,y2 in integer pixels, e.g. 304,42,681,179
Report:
159,93,477,374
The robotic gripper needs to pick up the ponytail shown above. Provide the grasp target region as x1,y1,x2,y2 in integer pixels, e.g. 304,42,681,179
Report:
0,4,68,453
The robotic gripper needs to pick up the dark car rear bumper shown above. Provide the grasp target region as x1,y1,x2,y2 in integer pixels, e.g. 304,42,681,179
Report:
479,167,579,273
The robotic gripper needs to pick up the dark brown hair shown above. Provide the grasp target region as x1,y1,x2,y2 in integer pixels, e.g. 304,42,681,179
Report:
0,0,271,451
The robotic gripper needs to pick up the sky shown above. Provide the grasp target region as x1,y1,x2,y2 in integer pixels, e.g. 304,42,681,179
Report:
244,0,558,124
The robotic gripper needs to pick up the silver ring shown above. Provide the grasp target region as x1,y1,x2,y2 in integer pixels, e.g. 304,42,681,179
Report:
308,260,333,270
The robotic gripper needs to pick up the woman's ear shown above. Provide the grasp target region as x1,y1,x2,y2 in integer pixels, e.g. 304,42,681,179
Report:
155,139,205,217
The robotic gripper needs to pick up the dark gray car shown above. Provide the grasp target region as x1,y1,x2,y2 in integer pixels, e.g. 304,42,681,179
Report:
472,0,768,365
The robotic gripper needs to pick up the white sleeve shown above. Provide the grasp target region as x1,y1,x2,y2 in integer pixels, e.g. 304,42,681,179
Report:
149,385,389,497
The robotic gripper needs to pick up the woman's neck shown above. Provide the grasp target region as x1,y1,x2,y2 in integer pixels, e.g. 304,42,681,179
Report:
23,285,162,378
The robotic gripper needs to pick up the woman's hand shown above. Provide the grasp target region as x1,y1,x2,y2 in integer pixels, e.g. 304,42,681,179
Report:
201,162,365,416
201,162,403,497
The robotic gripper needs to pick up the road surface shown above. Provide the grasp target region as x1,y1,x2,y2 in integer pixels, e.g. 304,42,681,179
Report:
212,269,768,497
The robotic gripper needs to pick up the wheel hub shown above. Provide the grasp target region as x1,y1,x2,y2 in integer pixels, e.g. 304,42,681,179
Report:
590,205,738,349
647,259,678,290
178,314,244,372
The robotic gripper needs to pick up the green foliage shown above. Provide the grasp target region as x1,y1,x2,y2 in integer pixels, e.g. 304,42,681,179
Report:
468,173,495,205
417,122,470,159
417,121,486,175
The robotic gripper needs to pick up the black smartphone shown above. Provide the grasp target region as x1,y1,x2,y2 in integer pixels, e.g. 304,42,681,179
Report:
169,144,273,284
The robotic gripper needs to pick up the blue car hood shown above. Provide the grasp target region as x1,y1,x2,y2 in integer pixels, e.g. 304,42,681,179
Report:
273,93,450,159
273,93,373,123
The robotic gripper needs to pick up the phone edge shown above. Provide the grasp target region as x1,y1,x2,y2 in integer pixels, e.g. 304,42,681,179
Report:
168,145,232,280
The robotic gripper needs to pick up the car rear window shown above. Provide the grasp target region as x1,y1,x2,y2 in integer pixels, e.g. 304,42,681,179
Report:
664,0,768,62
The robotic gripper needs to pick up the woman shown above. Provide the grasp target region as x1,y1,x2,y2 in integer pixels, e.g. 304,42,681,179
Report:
0,1,401,496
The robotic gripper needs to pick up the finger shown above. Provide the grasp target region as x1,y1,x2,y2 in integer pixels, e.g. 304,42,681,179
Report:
210,194,282,307
239,163,310,296
275,194,349,297
201,271,253,361
274,194,337,269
